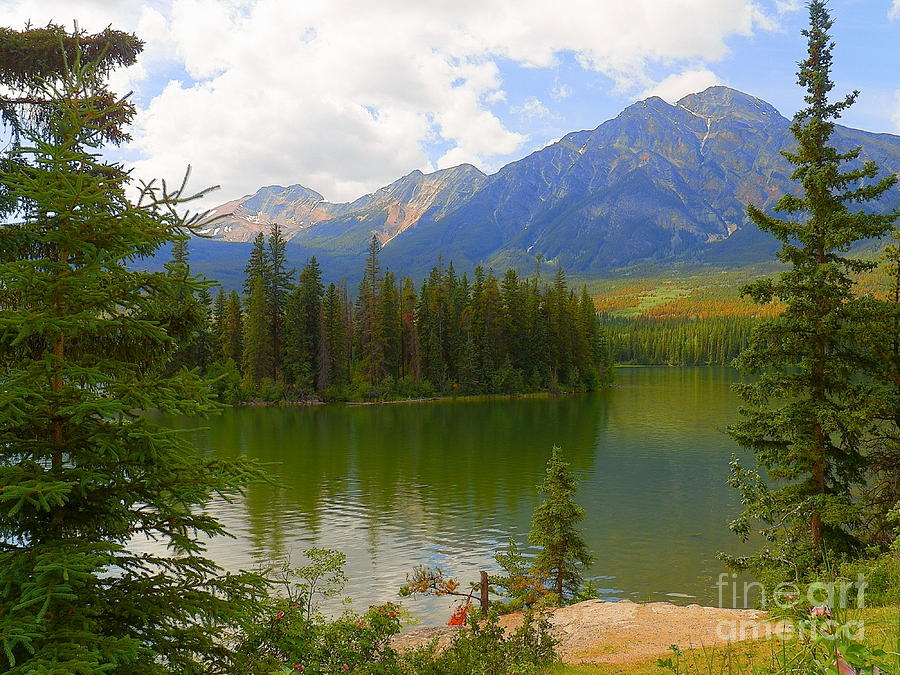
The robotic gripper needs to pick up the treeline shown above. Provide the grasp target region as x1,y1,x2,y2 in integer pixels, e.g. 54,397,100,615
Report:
183,229,612,401
603,315,756,366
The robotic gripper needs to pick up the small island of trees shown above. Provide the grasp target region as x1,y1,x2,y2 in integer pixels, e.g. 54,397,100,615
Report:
175,229,612,403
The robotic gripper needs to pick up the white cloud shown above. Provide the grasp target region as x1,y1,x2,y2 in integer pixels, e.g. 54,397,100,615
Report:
640,68,724,104
4,0,785,205
511,97,552,119
775,0,802,13
891,0,900,19
550,84,572,100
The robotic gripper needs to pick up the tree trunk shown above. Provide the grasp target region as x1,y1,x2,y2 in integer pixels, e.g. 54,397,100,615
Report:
479,570,489,612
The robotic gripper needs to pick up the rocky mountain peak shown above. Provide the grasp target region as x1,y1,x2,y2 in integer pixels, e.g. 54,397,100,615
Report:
676,86,783,124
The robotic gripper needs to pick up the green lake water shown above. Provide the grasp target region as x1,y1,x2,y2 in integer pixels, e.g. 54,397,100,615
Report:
150,366,751,624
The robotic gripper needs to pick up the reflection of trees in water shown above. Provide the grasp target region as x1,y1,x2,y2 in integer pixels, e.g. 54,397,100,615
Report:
188,395,609,559
165,369,754,610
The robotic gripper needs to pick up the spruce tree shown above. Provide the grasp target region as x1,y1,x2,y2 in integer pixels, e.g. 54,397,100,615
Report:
243,274,273,388
0,37,266,672
725,1,898,576
861,232,900,544
356,235,386,386
243,232,268,298
213,287,227,354
222,290,244,364
501,269,528,374
417,265,449,390
284,257,323,391
399,276,422,383
0,24,142,217
529,447,593,602
379,272,402,380
318,282,351,390
161,237,215,372
266,224,293,380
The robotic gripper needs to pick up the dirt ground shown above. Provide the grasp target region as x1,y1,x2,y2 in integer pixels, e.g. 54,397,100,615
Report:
392,599,782,665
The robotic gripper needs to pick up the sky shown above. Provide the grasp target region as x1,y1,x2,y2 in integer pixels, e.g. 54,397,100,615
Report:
3,0,898,208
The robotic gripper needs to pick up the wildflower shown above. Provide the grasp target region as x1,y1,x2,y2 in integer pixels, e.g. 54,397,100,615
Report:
293,665,304,672
810,606,831,619
388,611,395,617
342,664,349,670
275,610,286,620
358,621,365,627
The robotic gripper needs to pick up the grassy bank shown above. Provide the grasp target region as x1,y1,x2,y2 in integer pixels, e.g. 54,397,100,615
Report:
551,606,900,674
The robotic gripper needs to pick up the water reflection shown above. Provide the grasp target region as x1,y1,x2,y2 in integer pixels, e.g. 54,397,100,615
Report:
157,367,748,623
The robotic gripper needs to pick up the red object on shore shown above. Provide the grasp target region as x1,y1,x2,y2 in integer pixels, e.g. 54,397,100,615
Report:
447,602,470,626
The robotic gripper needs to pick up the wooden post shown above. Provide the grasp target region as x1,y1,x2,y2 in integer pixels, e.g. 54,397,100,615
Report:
480,570,490,612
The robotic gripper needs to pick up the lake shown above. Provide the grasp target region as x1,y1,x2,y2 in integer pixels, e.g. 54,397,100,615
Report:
149,366,751,624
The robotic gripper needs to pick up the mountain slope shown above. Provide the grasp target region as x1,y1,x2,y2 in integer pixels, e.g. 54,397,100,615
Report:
201,164,486,246
197,86,900,281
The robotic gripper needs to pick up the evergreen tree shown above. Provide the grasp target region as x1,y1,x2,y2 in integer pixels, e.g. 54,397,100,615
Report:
501,269,528,373
546,267,575,387
417,264,449,390
725,1,899,576
266,224,293,380
284,257,323,391
400,276,422,383
481,271,505,384
356,235,386,386
318,282,351,390
161,237,215,372
222,290,244,363
0,38,266,672
861,232,900,545
243,274,273,388
243,232,268,298
464,266,487,392
529,447,593,602
379,272,402,379
213,287,227,353
524,274,549,389
0,24,142,217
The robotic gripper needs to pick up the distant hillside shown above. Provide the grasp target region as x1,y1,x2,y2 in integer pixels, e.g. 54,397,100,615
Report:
190,86,900,284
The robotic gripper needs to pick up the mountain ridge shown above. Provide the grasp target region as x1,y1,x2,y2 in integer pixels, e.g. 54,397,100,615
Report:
194,86,900,281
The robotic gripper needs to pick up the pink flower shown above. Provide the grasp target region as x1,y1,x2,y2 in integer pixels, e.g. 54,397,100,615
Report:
388,611,395,617
275,610,285,620
810,606,831,619
293,665,304,672
358,621,366,627
342,664,349,671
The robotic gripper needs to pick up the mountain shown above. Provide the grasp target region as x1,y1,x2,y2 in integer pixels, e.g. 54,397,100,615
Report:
200,164,486,245
196,86,900,282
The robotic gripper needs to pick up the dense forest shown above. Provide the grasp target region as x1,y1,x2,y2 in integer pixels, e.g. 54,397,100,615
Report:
603,315,756,365
175,228,612,401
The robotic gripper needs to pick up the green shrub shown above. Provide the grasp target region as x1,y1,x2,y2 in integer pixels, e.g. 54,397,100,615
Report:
235,601,403,674
400,609,557,675
256,377,287,402
207,359,245,403
840,550,900,607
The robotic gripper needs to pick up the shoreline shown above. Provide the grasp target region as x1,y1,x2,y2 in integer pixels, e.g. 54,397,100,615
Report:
392,599,780,666
229,388,606,408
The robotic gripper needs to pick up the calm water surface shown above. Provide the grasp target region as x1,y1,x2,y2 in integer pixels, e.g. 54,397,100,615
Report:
153,367,750,624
